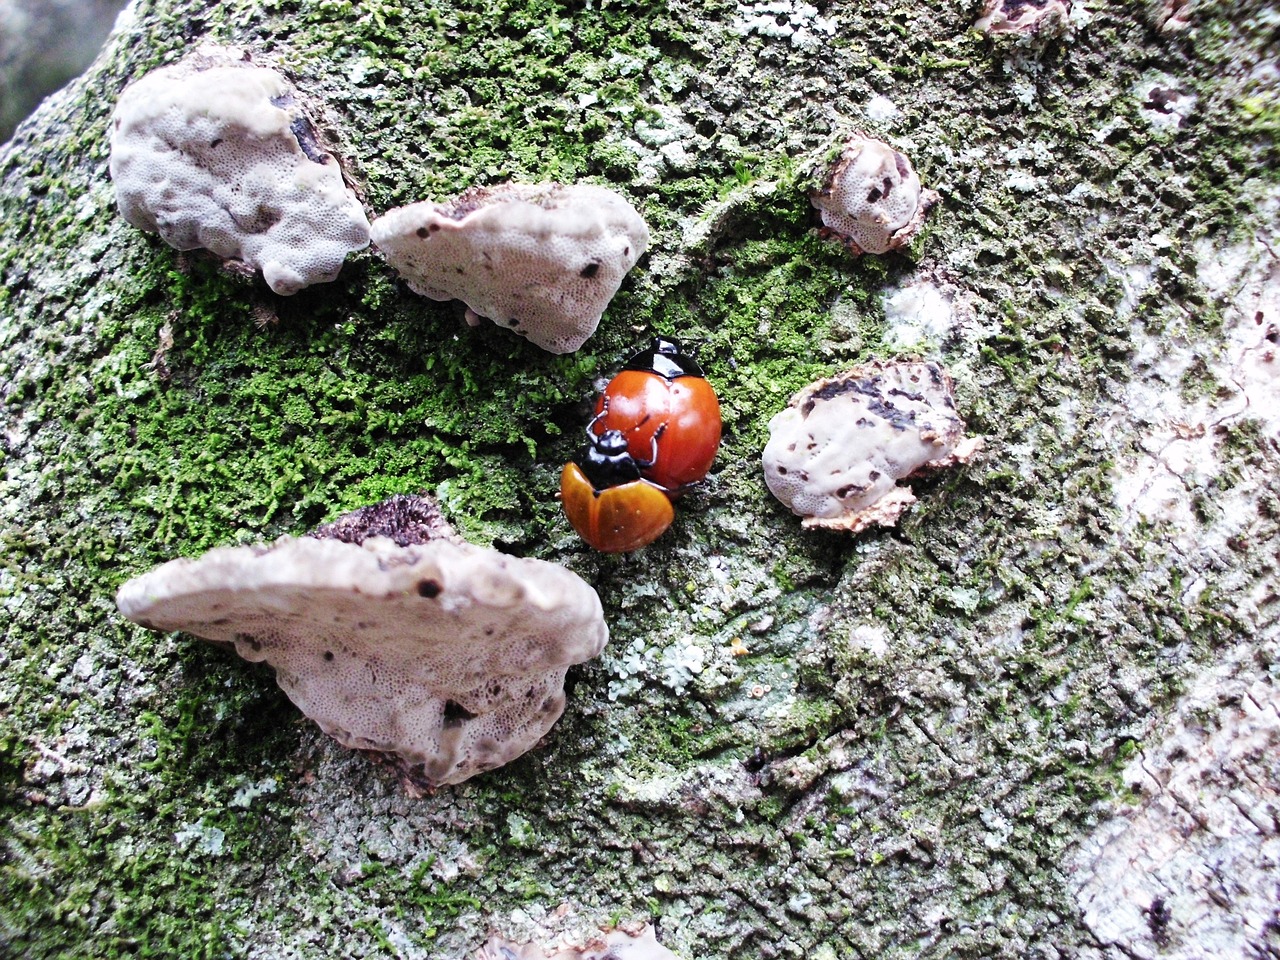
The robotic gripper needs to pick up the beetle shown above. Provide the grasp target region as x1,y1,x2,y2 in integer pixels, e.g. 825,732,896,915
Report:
560,425,675,553
591,336,721,495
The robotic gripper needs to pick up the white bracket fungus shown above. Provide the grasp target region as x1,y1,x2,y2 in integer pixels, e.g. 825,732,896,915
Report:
810,134,940,256
370,182,650,354
1154,0,1193,32
761,361,982,532
976,0,1074,43
109,46,371,295
115,496,608,789
478,925,679,960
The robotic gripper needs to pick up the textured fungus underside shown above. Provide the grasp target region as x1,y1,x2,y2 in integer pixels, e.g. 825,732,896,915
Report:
1,0,1277,958
108,44,371,295
115,499,609,789
370,182,650,354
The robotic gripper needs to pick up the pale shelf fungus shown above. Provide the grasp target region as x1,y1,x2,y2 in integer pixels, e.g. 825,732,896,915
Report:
109,45,370,295
115,496,608,789
810,134,939,256
762,361,982,532
370,182,649,353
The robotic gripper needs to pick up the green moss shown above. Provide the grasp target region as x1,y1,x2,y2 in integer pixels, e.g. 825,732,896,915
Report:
2,776,285,959
2,0,1277,956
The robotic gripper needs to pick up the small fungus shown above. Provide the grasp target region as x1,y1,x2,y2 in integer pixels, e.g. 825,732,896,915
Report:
810,134,939,256
976,0,1074,42
1154,0,1193,32
370,183,650,354
109,45,371,295
477,925,680,960
115,495,608,789
1137,79,1197,131
761,361,982,532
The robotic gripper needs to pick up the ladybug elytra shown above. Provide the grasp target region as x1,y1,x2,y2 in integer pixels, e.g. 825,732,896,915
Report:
560,427,675,553
560,337,721,553
591,337,722,494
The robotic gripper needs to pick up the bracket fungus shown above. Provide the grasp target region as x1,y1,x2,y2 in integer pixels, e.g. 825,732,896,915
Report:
762,361,982,532
370,182,650,354
478,925,679,960
115,496,608,788
975,0,1074,43
109,45,371,295
811,134,939,257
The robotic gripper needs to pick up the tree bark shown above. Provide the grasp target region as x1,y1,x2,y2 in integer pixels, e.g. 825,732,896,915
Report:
1,0,1276,957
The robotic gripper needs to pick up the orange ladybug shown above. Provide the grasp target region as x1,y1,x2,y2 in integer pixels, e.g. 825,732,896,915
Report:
560,428,674,553
592,337,721,494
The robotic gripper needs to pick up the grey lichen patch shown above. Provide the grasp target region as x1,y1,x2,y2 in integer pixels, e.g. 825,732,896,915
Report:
879,271,974,350
1135,74,1198,133
478,923,680,960
1109,189,1280,552
731,0,840,51
109,44,371,294
1070,642,1280,959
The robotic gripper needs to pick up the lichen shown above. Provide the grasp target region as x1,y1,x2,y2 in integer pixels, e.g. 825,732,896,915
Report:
2,0,1277,957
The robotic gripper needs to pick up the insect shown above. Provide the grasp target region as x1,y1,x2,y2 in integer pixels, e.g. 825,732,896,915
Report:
591,337,721,494
560,425,675,553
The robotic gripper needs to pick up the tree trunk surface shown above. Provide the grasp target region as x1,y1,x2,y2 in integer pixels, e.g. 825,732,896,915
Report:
1,0,1276,957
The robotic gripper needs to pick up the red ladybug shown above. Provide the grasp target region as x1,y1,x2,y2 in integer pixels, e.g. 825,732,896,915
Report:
560,427,675,553
592,337,721,495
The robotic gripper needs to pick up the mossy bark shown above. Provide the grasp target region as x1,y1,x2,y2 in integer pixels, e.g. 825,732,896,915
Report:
2,1,1277,958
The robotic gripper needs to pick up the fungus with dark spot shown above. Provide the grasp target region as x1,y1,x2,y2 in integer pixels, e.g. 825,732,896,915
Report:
476,925,680,960
108,45,370,295
115,495,608,789
811,134,939,256
976,0,1076,45
762,361,982,532
370,182,649,354
1154,0,1193,32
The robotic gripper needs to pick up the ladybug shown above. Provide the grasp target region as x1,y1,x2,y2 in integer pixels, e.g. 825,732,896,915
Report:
591,337,721,495
560,426,675,553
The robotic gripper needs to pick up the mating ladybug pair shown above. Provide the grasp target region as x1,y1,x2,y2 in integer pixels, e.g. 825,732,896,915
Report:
560,337,722,553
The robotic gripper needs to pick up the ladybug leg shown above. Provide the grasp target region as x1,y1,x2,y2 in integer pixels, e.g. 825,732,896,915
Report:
634,422,667,470
586,405,608,440
590,395,650,437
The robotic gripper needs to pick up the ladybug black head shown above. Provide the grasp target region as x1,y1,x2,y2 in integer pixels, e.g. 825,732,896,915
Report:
623,336,704,380
578,428,646,490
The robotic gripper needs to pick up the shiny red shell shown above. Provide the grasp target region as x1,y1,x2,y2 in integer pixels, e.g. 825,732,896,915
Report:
560,462,675,553
592,370,721,494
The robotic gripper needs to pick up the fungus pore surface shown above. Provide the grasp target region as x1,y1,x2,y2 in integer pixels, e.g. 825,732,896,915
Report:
115,497,608,788
477,925,679,960
109,45,371,295
370,182,650,353
761,361,982,532
810,134,939,256
975,0,1074,40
